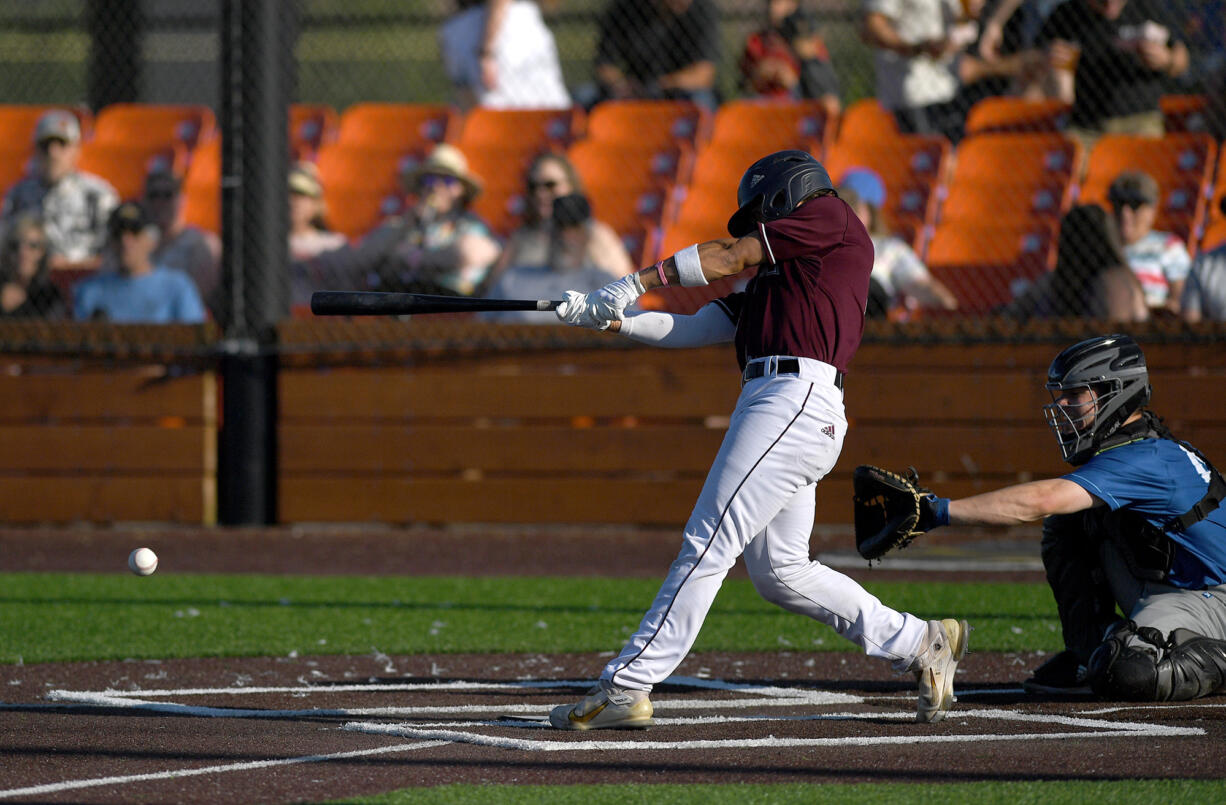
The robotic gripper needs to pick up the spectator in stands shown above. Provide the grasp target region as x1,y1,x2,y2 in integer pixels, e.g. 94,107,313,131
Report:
1035,0,1189,148
1108,170,1191,315
837,167,957,318
1181,196,1226,322
440,0,571,110
740,0,842,119
0,213,65,319
310,144,501,297
143,168,221,320
483,153,633,320
585,0,721,110
860,0,1041,143
288,162,346,262
977,0,1065,62
1,110,118,272
1003,203,1148,320
1181,243,1226,322
72,201,207,324
287,162,348,308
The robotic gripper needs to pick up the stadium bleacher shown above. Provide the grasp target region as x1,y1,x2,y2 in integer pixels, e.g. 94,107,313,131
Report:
0,94,1220,316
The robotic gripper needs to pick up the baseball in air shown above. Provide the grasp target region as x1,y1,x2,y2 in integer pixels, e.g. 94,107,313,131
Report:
127,547,158,576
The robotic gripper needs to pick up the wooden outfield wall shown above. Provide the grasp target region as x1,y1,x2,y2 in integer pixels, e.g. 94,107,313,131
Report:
1,322,1222,526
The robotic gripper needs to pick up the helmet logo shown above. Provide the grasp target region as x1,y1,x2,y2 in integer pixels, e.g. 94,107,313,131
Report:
749,174,764,188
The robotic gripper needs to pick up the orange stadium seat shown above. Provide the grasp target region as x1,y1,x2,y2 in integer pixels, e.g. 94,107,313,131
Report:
92,103,215,151
0,104,92,151
77,142,183,201
1202,218,1226,253
0,150,32,198
335,103,458,154
314,144,409,194
455,107,584,155
1209,161,1226,228
937,134,1081,226
1079,133,1217,247
586,100,712,150
617,224,654,265
181,137,219,232
708,99,833,155
686,144,766,200
669,184,737,233
925,221,1057,312
835,98,899,146
964,97,1071,136
826,134,951,250
1160,94,1211,134
568,140,693,192
469,187,527,237
587,187,673,234
462,148,541,195
320,188,404,240
290,103,338,160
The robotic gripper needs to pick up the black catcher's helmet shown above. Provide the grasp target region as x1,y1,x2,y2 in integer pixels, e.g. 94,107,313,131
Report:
1042,334,1152,465
727,150,833,237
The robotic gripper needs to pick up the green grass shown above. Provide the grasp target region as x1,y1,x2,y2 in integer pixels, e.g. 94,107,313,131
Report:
330,781,1226,805
0,572,1058,664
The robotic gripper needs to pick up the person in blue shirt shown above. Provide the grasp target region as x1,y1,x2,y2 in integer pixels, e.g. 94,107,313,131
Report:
910,334,1226,701
73,201,207,324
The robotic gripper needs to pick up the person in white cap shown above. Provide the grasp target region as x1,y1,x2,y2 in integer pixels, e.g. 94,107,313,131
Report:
309,143,501,297
2,110,118,272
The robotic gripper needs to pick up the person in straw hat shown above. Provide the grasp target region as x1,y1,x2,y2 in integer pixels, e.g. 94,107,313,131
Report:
310,143,501,297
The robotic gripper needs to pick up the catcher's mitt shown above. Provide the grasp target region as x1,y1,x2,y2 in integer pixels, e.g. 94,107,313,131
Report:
852,465,935,561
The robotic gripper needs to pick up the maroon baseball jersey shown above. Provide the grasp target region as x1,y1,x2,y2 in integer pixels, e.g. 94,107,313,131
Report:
713,195,873,373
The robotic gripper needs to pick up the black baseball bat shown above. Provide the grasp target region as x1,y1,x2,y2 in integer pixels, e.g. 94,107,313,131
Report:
310,291,563,317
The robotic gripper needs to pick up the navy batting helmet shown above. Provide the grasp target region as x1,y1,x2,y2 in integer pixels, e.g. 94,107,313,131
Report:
727,150,833,237
1042,334,1152,465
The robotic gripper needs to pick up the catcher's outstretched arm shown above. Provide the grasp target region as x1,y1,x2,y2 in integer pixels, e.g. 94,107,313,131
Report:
949,478,1096,526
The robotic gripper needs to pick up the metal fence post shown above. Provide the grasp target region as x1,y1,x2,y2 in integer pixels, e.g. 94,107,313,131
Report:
217,0,295,525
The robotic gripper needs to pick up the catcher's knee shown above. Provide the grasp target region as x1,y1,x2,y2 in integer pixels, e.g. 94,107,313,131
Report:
1086,621,1164,701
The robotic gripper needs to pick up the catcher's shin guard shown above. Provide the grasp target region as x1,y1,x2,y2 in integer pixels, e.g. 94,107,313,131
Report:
1155,629,1226,701
1041,512,1119,663
1088,623,1226,701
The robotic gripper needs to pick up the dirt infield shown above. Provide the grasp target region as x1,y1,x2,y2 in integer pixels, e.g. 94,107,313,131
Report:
2,525,1224,803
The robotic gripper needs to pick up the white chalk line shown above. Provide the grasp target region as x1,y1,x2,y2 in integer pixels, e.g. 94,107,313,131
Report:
7,675,1206,796
45,675,840,700
0,740,451,801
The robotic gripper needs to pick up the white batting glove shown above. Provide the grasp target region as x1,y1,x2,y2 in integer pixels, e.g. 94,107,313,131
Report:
589,273,645,322
555,290,611,330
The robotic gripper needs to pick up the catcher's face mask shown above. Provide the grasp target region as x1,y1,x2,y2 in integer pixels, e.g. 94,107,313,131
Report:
1043,383,1114,463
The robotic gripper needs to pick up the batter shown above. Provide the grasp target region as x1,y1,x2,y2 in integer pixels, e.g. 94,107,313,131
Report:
549,150,968,729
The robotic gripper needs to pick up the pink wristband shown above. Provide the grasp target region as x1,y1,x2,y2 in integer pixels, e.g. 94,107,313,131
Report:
655,260,669,287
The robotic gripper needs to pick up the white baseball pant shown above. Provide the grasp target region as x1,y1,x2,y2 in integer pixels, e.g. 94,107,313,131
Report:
603,356,929,690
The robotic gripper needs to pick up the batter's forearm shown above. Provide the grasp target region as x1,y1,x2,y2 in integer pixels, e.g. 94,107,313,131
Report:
638,237,764,291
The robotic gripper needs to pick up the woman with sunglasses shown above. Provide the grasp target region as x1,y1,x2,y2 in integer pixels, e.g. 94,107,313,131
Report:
481,153,632,319
0,213,65,319
311,144,501,297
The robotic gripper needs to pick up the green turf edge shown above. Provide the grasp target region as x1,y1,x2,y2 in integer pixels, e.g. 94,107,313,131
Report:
0,573,1061,664
328,780,1226,805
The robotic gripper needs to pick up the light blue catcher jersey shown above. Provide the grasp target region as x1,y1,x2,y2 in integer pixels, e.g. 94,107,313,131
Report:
1066,438,1226,589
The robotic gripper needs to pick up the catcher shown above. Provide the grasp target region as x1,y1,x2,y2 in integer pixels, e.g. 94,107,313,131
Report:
855,334,1226,701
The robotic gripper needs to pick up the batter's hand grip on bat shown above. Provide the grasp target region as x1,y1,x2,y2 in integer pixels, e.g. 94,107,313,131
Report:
310,291,562,316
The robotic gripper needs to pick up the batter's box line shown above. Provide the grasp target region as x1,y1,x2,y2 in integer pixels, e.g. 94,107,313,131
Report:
33,691,861,721
39,675,835,700
342,708,1204,752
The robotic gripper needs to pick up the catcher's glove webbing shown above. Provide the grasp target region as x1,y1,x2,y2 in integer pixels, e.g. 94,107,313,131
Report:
852,465,941,562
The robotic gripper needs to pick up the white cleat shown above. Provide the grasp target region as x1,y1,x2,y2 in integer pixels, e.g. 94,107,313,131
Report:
912,618,969,724
549,679,654,730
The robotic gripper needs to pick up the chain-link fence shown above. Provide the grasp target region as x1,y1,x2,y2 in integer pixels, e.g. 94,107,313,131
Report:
0,0,1222,349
